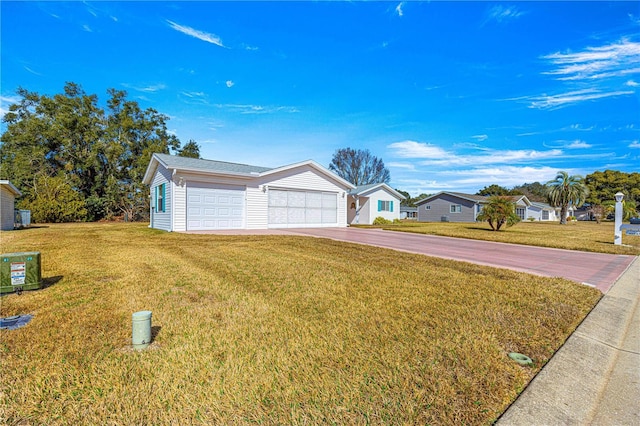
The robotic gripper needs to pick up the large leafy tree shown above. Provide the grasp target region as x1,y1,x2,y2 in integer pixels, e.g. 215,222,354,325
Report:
545,171,589,225
0,82,195,222
476,196,521,231
329,148,390,186
585,170,640,206
477,184,514,197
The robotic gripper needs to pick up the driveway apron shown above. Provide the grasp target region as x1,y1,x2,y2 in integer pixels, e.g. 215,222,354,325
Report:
284,227,636,293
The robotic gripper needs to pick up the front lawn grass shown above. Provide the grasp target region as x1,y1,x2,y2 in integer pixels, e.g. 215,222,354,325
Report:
1,223,601,425
372,220,640,255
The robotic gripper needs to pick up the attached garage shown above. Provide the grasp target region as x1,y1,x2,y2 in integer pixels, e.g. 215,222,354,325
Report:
268,189,338,227
186,183,245,230
143,154,354,232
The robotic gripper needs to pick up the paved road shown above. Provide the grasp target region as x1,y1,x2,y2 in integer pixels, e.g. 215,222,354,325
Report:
284,227,636,293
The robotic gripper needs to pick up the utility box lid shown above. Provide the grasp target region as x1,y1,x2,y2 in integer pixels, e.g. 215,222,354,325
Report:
1,252,42,294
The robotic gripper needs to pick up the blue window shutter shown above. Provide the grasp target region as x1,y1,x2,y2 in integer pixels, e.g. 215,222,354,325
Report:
390,201,394,212
161,183,166,212
378,200,382,211
155,186,159,211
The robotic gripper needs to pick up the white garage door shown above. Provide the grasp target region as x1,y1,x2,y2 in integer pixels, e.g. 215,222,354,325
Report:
187,183,245,230
268,189,337,227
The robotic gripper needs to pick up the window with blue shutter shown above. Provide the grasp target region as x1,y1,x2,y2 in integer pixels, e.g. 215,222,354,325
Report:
390,201,394,212
156,183,166,212
378,200,382,211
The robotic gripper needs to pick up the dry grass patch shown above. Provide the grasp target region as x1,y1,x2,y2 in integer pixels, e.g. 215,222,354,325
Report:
1,223,601,424
373,220,640,255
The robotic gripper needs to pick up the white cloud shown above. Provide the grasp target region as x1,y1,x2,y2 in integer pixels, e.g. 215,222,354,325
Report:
472,134,488,142
527,88,634,110
0,95,22,119
166,20,225,48
387,140,563,167
387,140,450,159
82,24,92,33
215,104,299,114
395,2,404,17
24,66,42,76
226,80,235,88
387,162,415,171
542,38,640,81
566,140,592,149
483,5,525,25
123,83,166,93
626,80,639,87
629,140,640,149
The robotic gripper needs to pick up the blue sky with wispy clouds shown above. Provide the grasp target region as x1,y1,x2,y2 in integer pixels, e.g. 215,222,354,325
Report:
2,1,639,195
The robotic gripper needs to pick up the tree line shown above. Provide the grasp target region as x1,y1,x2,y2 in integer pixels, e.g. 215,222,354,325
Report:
0,83,200,222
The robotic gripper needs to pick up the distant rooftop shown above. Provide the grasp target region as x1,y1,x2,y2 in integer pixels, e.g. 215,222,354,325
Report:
154,153,273,175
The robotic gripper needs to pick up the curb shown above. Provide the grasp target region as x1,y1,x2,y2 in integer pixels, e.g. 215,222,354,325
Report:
497,256,640,425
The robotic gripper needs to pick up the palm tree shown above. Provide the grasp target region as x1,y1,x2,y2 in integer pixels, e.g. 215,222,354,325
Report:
476,196,521,231
546,171,589,225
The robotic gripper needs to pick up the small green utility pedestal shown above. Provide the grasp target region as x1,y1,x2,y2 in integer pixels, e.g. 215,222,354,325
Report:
132,311,152,350
0,252,42,294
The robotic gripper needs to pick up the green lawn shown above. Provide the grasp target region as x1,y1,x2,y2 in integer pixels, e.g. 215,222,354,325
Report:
0,223,602,424
370,220,640,255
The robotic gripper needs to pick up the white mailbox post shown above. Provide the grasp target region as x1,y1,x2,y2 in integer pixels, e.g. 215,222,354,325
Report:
614,192,624,245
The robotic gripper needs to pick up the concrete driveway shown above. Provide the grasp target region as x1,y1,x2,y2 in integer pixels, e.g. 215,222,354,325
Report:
282,227,636,293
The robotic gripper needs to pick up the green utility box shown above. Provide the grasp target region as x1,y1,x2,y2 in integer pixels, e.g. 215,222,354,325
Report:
0,252,42,294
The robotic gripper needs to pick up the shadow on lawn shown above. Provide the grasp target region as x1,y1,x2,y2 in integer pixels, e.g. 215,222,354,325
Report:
42,275,63,289
151,325,162,343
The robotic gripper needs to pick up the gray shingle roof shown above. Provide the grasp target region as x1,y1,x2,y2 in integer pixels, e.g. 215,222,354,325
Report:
155,153,272,175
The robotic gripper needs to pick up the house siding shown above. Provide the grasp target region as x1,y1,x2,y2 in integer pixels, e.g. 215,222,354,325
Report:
256,167,348,228
1,186,16,231
150,165,173,231
418,194,477,222
365,188,398,223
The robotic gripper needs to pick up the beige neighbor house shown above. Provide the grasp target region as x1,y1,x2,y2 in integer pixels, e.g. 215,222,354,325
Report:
347,183,405,225
142,154,355,231
0,180,21,231
415,191,559,223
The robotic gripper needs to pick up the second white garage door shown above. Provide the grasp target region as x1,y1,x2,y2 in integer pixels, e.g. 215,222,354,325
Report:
187,183,245,230
268,189,337,227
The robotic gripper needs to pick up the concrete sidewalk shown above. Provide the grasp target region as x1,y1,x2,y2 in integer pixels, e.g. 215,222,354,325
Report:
497,256,640,425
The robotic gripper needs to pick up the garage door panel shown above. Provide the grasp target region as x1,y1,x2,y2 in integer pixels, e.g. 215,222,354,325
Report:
187,184,245,230
268,190,338,227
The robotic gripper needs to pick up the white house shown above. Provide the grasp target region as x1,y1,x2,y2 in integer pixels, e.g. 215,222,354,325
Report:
142,154,355,231
347,183,405,225
0,180,21,231
528,202,560,221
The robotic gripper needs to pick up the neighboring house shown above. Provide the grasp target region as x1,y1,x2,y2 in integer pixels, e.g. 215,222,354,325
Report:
415,191,538,223
416,192,488,222
0,180,21,231
528,202,560,221
347,183,405,225
142,154,355,231
400,206,418,220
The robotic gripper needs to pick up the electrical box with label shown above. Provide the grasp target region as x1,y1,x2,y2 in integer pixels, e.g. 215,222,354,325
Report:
0,252,42,294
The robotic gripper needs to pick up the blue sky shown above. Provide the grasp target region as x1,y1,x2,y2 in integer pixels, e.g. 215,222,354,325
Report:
2,1,639,195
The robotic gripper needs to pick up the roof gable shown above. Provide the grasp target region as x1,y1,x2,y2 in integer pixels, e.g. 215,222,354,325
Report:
415,191,488,205
349,183,405,200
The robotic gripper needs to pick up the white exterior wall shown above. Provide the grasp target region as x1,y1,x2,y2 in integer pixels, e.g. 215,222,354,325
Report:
1,187,16,231
364,188,400,224
150,165,173,231
254,166,348,228
172,178,187,232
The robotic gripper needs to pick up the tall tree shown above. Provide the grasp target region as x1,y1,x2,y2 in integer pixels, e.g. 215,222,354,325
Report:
477,184,512,196
476,196,521,231
329,148,390,186
1,83,184,222
512,182,547,202
546,171,589,225
178,140,201,158
585,170,640,206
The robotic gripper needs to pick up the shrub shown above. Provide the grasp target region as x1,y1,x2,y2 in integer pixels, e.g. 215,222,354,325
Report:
373,216,392,225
